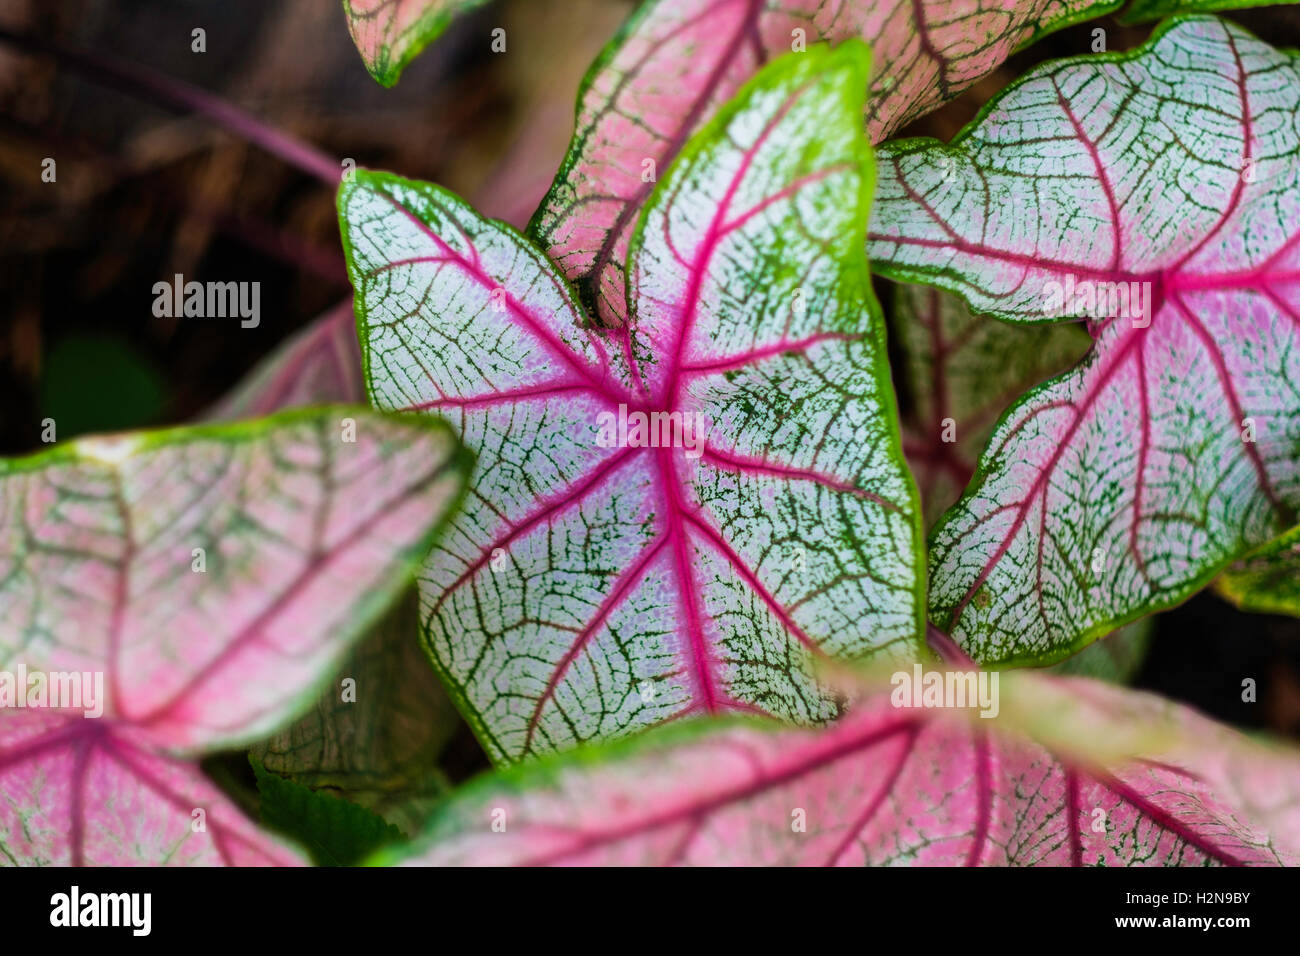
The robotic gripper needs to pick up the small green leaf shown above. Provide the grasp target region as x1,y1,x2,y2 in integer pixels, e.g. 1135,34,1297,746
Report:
1215,524,1300,617
253,758,404,866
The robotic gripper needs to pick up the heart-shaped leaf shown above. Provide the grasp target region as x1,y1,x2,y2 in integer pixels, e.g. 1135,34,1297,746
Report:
531,0,1129,327
868,15,1300,666
377,671,1300,866
894,284,1090,525
0,406,471,864
342,0,488,86
1215,523,1300,617
340,43,924,764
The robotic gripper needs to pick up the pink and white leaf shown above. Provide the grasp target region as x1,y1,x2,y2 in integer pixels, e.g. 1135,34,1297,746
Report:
0,407,471,865
868,16,1300,665
0,712,303,866
205,302,365,421
532,0,1117,327
342,0,488,86
379,673,1300,866
340,43,924,764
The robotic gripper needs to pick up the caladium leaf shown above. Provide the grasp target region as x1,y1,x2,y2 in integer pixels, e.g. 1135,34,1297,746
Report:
1215,524,1300,617
0,407,471,864
205,302,365,421
342,0,488,86
1,711,304,866
894,283,1090,525
377,671,1300,866
531,0,1121,327
340,43,925,764
868,15,1300,666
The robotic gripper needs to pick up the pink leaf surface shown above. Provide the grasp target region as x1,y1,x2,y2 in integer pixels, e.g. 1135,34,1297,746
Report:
0,407,471,864
0,711,302,866
532,0,1117,327
868,15,1300,665
340,44,924,763
342,0,488,86
380,672,1300,866
205,302,365,421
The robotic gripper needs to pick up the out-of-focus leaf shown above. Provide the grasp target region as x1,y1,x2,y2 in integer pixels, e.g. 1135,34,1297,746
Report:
893,284,1089,525
1215,524,1300,617
253,758,404,866
1047,619,1152,683
0,406,471,864
342,0,489,86
379,671,1300,866
40,334,167,439
249,591,462,833
204,302,364,421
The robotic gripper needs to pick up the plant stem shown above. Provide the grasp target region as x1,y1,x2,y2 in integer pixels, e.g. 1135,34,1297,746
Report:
926,623,977,667
0,27,340,186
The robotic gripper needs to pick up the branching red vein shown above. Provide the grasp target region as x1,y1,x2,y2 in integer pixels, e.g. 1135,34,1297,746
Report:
428,449,641,617
661,71,815,408
517,717,921,866
702,445,901,512
130,456,457,726
373,187,630,408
